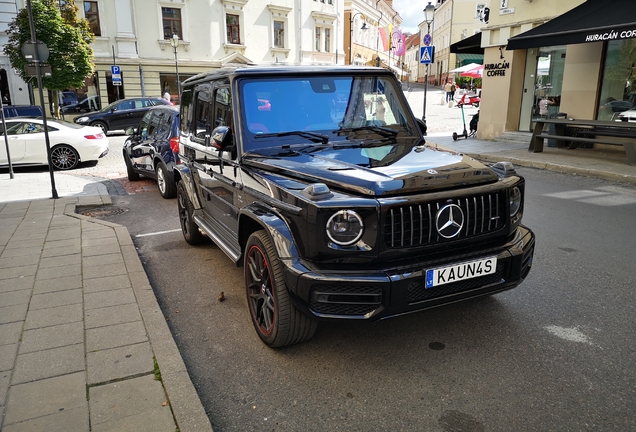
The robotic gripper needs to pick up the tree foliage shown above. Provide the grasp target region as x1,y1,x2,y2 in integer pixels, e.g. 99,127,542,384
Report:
2,0,95,90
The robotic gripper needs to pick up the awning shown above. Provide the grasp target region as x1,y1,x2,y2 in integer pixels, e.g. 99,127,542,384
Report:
450,32,483,54
507,0,636,50
456,53,484,66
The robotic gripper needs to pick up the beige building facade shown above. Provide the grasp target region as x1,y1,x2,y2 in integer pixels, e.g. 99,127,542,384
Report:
416,0,487,85
477,0,636,141
345,0,402,71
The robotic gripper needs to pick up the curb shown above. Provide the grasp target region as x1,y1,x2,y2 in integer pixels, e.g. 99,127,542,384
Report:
66,199,214,432
470,152,636,186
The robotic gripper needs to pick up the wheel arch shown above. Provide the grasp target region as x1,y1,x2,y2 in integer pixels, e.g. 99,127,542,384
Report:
238,204,301,265
173,165,202,209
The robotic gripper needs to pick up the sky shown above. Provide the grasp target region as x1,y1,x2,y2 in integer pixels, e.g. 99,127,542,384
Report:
391,0,425,35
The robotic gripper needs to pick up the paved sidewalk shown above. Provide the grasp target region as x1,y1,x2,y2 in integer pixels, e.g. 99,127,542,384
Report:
0,190,212,431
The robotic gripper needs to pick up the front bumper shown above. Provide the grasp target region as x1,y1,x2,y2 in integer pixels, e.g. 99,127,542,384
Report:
282,225,535,321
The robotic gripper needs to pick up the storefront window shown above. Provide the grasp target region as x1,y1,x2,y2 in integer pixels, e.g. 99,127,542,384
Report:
532,46,566,121
597,39,636,121
160,73,195,105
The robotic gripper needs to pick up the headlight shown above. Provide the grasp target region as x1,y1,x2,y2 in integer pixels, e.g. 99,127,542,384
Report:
326,210,364,246
510,186,521,217
76,116,89,123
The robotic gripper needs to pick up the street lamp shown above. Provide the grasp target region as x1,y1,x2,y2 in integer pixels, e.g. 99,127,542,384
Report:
422,2,435,125
170,34,181,99
349,13,368,65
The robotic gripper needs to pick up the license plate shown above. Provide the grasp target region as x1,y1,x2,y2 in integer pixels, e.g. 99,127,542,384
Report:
425,257,497,289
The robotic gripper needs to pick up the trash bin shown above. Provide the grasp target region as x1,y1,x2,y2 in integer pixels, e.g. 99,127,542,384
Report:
547,112,567,147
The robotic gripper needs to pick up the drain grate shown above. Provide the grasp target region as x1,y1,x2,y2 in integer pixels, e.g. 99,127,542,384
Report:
77,206,129,218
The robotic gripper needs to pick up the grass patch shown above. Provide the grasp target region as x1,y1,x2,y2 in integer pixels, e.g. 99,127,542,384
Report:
153,356,162,381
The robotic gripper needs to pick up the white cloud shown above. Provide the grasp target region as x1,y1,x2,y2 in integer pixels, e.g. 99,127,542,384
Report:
392,0,425,34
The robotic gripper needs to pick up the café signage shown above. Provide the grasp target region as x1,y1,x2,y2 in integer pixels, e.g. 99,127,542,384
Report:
484,61,510,77
585,29,636,42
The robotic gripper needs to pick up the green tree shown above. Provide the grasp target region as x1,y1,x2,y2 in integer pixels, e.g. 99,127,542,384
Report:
3,0,95,115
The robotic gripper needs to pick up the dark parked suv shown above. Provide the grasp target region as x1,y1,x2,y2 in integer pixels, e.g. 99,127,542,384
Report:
123,105,180,198
174,65,535,347
74,97,171,133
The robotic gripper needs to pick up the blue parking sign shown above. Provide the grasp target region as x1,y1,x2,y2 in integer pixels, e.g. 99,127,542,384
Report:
111,65,120,75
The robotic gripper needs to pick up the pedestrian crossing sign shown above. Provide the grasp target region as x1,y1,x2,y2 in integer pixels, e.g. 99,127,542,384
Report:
420,46,434,64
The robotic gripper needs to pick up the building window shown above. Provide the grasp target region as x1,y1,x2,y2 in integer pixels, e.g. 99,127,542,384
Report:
324,28,331,52
273,21,284,48
162,8,182,39
84,1,100,36
597,39,636,121
315,27,321,52
227,14,241,44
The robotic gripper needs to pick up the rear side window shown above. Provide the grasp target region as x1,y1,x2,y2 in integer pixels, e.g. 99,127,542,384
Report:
180,89,192,134
192,88,212,144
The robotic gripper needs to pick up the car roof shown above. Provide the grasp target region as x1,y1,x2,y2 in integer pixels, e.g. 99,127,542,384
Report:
182,64,393,86
148,105,179,113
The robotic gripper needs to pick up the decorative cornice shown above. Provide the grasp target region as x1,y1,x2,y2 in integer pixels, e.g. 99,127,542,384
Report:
221,0,248,11
223,42,246,55
267,4,292,17
311,11,337,23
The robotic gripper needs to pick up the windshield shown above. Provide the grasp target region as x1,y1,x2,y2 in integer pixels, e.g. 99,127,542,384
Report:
239,74,416,151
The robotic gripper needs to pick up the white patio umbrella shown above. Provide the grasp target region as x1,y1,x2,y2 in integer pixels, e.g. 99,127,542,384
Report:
449,63,482,73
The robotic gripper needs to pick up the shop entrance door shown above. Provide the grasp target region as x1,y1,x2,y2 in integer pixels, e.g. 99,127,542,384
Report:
520,46,566,132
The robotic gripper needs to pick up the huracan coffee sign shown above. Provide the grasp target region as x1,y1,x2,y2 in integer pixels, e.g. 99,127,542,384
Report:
585,29,636,42
484,61,510,77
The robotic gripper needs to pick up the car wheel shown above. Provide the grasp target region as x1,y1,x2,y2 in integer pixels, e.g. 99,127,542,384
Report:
177,181,205,245
156,161,176,199
245,230,317,348
93,121,108,134
123,152,140,181
50,144,79,170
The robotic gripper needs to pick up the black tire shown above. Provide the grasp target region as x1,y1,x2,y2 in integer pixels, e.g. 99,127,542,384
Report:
452,132,458,141
92,121,108,134
177,181,205,245
245,230,317,348
124,152,140,181
156,161,176,199
50,144,79,170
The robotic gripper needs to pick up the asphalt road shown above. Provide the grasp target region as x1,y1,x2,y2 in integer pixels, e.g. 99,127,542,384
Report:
86,139,636,431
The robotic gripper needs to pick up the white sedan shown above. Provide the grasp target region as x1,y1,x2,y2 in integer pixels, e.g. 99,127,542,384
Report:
0,118,109,170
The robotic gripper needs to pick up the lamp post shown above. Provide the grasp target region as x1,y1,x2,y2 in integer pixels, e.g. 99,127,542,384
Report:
170,34,181,99
422,2,435,124
349,13,368,65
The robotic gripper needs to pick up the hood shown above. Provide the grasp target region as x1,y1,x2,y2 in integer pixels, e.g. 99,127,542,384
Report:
243,141,498,196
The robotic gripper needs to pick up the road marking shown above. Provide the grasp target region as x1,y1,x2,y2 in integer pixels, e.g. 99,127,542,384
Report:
544,188,636,206
136,229,181,238
545,325,593,345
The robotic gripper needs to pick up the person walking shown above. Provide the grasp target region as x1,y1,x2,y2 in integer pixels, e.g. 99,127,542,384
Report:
444,81,452,102
450,82,456,102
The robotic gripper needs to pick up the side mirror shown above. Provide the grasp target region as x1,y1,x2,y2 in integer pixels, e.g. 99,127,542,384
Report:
125,127,136,136
211,126,233,149
416,119,428,137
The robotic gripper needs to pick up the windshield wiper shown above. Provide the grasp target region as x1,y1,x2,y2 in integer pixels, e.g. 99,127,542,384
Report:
334,126,399,138
254,131,330,144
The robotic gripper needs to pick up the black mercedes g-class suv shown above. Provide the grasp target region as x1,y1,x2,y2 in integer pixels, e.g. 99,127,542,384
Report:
174,65,535,348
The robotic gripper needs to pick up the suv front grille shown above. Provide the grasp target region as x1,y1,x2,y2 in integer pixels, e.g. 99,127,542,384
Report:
384,192,506,248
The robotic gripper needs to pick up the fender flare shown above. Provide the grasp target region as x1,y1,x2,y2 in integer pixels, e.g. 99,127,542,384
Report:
173,164,202,209
238,203,300,261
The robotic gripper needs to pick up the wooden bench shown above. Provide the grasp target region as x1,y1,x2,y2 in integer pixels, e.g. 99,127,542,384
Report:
529,118,636,166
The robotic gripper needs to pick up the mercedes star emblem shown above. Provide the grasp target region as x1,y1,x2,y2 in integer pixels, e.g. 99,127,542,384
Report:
436,204,465,238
